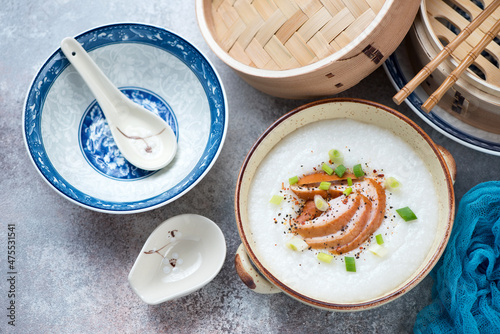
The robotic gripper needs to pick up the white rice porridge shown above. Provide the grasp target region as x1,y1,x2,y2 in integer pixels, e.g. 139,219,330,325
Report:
247,118,439,303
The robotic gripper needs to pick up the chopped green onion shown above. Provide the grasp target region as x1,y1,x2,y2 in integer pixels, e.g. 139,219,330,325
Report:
396,206,418,221
334,164,346,177
328,149,344,164
314,195,329,211
322,163,334,175
289,176,299,185
353,164,364,178
319,181,331,191
286,236,309,251
385,177,401,189
343,187,352,196
369,244,388,257
345,256,356,272
317,252,333,263
347,177,353,186
269,195,284,205
375,234,384,245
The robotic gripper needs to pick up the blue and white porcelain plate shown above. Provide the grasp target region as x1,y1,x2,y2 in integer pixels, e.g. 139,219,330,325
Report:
384,40,500,156
23,23,227,213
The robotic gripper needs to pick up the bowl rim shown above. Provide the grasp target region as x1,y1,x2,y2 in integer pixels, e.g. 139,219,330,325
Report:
195,0,395,78
22,22,228,214
234,97,455,310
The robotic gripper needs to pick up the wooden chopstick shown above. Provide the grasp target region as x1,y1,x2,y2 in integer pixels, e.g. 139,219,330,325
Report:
421,17,500,112
392,0,500,106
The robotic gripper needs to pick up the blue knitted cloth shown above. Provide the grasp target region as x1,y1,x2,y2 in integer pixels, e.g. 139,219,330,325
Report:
414,182,500,333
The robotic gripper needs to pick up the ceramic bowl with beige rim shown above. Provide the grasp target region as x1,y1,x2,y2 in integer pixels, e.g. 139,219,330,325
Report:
234,98,456,311
196,0,420,98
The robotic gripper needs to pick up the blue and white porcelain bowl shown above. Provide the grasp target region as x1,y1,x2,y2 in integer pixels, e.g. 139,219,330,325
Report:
23,23,227,213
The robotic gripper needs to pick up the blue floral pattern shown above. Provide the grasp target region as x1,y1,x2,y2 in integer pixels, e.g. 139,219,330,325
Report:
23,24,227,213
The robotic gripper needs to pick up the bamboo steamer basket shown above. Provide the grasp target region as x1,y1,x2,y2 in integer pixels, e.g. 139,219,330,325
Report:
196,0,420,99
409,0,500,134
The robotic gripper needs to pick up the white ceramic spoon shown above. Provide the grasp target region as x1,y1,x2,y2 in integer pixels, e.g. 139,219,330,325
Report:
60,37,177,171
128,214,226,304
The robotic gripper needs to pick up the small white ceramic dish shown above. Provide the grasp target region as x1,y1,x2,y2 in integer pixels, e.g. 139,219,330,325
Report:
234,98,455,311
128,214,226,305
23,23,227,213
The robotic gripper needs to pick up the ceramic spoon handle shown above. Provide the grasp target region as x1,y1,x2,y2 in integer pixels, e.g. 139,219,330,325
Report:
60,37,122,120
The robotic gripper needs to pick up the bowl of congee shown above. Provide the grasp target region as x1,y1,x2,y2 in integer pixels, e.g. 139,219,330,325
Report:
234,98,456,311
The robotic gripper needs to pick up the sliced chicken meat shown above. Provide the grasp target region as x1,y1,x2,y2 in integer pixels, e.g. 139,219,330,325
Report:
294,195,361,238
296,172,357,186
294,200,322,226
290,172,355,201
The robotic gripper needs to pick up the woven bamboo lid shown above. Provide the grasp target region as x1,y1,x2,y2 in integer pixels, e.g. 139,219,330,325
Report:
423,0,500,88
211,0,387,70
